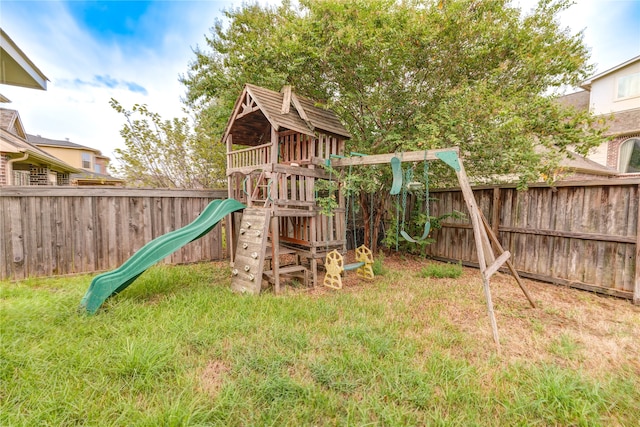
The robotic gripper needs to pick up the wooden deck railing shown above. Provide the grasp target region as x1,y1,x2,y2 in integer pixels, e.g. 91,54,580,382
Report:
227,143,272,171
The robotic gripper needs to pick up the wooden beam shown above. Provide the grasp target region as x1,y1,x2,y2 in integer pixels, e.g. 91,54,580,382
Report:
236,105,261,120
326,147,460,167
290,93,309,121
455,157,500,352
271,215,280,294
484,250,511,280
497,226,636,244
480,212,536,308
491,187,501,251
281,85,292,114
438,222,636,245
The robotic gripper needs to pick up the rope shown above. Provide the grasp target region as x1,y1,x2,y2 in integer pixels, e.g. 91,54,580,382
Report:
399,153,431,243
401,166,412,233
351,182,357,249
325,164,333,252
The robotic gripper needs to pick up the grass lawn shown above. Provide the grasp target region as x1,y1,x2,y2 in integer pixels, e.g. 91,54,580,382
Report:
2,254,639,426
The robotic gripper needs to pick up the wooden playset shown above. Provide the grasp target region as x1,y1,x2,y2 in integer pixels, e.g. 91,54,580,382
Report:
224,84,354,294
224,84,534,350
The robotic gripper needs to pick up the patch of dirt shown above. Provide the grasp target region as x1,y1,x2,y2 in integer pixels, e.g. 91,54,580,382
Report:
198,360,230,397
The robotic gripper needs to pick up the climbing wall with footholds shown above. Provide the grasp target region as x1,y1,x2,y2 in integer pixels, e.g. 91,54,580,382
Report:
230,208,270,294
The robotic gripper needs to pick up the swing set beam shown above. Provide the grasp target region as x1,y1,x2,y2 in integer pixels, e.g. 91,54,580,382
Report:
318,147,459,168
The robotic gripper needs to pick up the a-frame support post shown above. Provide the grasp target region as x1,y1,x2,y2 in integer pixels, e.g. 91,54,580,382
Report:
451,158,502,352
226,134,237,266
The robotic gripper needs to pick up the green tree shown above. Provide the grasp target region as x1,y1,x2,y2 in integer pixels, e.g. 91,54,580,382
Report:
110,99,226,188
181,0,606,250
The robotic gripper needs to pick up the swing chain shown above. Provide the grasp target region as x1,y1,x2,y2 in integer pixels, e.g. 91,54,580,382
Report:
401,166,413,233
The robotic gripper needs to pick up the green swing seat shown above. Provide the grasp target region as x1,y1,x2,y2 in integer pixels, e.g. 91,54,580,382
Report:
393,154,432,243
400,223,431,243
344,261,365,271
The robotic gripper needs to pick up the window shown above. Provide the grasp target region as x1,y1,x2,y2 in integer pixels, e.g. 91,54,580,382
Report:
616,72,640,100
13,170,30,186
94,164,102,174
82,152,91,169
618,138,640,173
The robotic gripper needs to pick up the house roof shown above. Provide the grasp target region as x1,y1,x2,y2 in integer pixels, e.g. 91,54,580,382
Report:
555,90,590,112
0,108,27,138
559,150,618,176
1,129,80,173
27,133,103,154
0,29,48,91
72,170,124,184
223,84,350,146
580,55,640,90
0,109,79,173
602,108,640,136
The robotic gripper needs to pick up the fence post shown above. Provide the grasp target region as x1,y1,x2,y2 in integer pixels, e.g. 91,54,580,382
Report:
491,187,501,252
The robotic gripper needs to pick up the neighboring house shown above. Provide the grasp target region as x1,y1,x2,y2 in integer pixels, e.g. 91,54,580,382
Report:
1,108,79,185
558,56,640,174
28,134,124,186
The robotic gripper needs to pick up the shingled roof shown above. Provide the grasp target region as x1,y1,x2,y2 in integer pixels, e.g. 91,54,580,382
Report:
0,108,79,173
223,84,350,146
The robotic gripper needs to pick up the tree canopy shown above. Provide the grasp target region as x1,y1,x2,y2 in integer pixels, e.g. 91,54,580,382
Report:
181,0,605,186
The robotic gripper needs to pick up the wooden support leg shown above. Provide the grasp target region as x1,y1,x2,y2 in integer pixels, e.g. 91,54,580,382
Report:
311,258,318,288
480,212,536,308
270,215,280,294
481,273,501,352
455,163,501,352
228,212,237,266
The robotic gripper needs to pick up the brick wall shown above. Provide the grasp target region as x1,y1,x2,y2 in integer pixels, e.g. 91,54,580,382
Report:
607,133,640,170
29,165,51,186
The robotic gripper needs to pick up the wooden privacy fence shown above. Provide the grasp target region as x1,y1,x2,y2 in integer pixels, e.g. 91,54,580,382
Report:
1,187,229,281
424,178,640,304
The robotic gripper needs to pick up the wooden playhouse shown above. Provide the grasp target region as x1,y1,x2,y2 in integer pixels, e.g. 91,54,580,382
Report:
224,84,351,293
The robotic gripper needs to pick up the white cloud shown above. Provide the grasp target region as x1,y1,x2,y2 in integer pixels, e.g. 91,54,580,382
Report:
1,0,228,161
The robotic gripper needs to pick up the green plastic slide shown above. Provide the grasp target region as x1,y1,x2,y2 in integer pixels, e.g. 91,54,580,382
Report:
80,198,245,314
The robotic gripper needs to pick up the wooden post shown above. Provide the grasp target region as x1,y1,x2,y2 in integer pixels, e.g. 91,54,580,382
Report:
491,187,501,252
271,126,279,164
226,135,238,265
271,213,280,294
456,161,501,352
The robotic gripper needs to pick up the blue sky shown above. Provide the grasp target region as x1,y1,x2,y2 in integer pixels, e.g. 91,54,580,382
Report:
1,0,639,165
